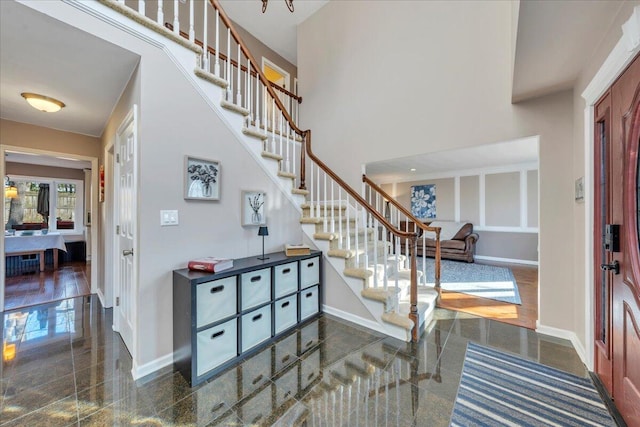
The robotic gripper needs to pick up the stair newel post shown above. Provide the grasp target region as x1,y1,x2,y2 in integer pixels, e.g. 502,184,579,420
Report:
299,131,307,191
157,0,164,26
172,0,179,33
202,1,208,70
138,1,145,16
188,0,194,42
214,9,220,76
409,234,419,342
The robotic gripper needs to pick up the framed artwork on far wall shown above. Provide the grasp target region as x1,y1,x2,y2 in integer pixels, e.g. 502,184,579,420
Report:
410,184,436,219
242,191,266,226
184,156,220,201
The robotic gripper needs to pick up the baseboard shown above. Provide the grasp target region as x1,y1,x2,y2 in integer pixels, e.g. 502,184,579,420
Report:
131,352,174,380
322,304,382,334
96,288,110,308
536,323,588,369
475,255,538,266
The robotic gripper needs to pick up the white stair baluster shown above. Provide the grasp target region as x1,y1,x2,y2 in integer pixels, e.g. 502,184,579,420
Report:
202,1,208,70
138,0,145,15
157,0,163,25
173,0,179,33
323,173,327,233
214,9,220,76
330,181,335,234
404,214,409,269
262,86,267,136
226,29,231,99
309,162,315,219
246,59,251,125
255,73,260,128
354,206,360,266
373,217,378,289
188,0,194,42
285,124,290,173
345,195,351,251
316,159,320,222
338,188,343,249
279,114,283,160
236,44,241,105
422,234,426,284
363,209,368,273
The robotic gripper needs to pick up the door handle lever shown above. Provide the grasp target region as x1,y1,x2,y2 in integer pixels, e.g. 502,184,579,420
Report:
122,249,134,256
600,260,619,275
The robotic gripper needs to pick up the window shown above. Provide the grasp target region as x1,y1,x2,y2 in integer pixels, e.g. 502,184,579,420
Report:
4,176,83,234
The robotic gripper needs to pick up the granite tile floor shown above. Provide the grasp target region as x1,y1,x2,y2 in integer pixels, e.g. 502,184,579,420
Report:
1,296,589,426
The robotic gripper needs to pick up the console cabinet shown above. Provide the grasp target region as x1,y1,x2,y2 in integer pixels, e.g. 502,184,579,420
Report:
173,251,322,386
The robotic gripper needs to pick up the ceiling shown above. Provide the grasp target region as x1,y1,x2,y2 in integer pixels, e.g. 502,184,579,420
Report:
365,138,538,184
0,1,139,138
218,0,329,64
512,0,626,102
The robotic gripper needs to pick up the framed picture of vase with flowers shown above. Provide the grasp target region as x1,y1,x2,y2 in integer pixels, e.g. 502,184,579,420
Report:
242,190,266,226
184,156,220,201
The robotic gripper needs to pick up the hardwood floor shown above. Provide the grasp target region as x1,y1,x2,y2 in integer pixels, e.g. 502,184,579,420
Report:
436,261,538,329
4,261,91,311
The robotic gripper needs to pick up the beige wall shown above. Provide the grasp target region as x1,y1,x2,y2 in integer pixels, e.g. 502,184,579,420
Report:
460,175,480,224
485,172,520,227
0,119,100,158
298,1,572,333
527,170,538,228
477,232,538,261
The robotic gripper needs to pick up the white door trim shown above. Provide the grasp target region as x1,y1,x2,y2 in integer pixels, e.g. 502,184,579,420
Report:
262,57,291,91
581,5,640,370
0,144,99,310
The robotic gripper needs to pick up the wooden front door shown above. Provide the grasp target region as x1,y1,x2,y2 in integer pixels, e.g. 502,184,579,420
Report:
594,54,640,427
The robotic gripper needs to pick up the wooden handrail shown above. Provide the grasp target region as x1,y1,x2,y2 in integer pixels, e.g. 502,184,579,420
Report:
165,22,302,104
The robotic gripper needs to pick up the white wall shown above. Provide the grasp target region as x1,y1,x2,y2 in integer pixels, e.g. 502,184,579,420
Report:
27,1,304,371
298,1,574,334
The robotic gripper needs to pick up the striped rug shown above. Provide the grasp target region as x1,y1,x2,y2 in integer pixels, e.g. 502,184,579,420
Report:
450,343,615,426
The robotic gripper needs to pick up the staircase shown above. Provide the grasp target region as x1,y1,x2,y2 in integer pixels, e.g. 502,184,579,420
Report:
97,0,442,342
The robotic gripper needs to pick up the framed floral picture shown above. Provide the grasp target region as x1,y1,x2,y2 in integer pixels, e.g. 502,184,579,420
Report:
410,184,436,219
184,156,220,201
242,191,266,226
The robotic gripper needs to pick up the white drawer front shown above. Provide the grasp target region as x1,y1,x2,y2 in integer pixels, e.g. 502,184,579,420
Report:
241,268,271,311
241,305,272,352
300,285,319,321
196,319,237,376
300,256,320,289
274,262,298,298
196,276,237,328
299,319,320,355
301,349,320,390
274,295,298,335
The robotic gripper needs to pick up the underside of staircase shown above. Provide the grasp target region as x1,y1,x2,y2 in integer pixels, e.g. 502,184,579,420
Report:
98,0,438,342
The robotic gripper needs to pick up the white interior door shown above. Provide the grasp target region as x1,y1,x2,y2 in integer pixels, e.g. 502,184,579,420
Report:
114,105,137,356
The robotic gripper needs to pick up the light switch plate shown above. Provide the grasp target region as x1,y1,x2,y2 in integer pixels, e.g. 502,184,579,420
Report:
160,210,179,226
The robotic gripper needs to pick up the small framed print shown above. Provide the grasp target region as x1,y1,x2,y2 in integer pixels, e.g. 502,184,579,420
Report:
184,156,220,201
242,191,266,226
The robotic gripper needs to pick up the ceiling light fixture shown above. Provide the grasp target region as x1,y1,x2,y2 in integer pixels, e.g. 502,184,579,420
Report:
410,168,416,172
262,0,294,13
21,92,66,113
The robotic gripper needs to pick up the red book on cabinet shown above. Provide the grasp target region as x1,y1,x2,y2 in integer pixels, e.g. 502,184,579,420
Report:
187,257,233,273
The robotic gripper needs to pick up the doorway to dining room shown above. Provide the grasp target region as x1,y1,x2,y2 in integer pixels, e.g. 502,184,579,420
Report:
1,147,98,311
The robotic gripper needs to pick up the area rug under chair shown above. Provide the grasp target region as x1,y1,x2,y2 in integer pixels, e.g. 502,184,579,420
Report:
450,343,616,426
422,259,522,304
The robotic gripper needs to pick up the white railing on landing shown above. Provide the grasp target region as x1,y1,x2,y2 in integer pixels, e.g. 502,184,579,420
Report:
110,0,434,341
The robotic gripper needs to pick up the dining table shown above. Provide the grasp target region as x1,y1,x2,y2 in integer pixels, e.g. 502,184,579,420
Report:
5,232,67,272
